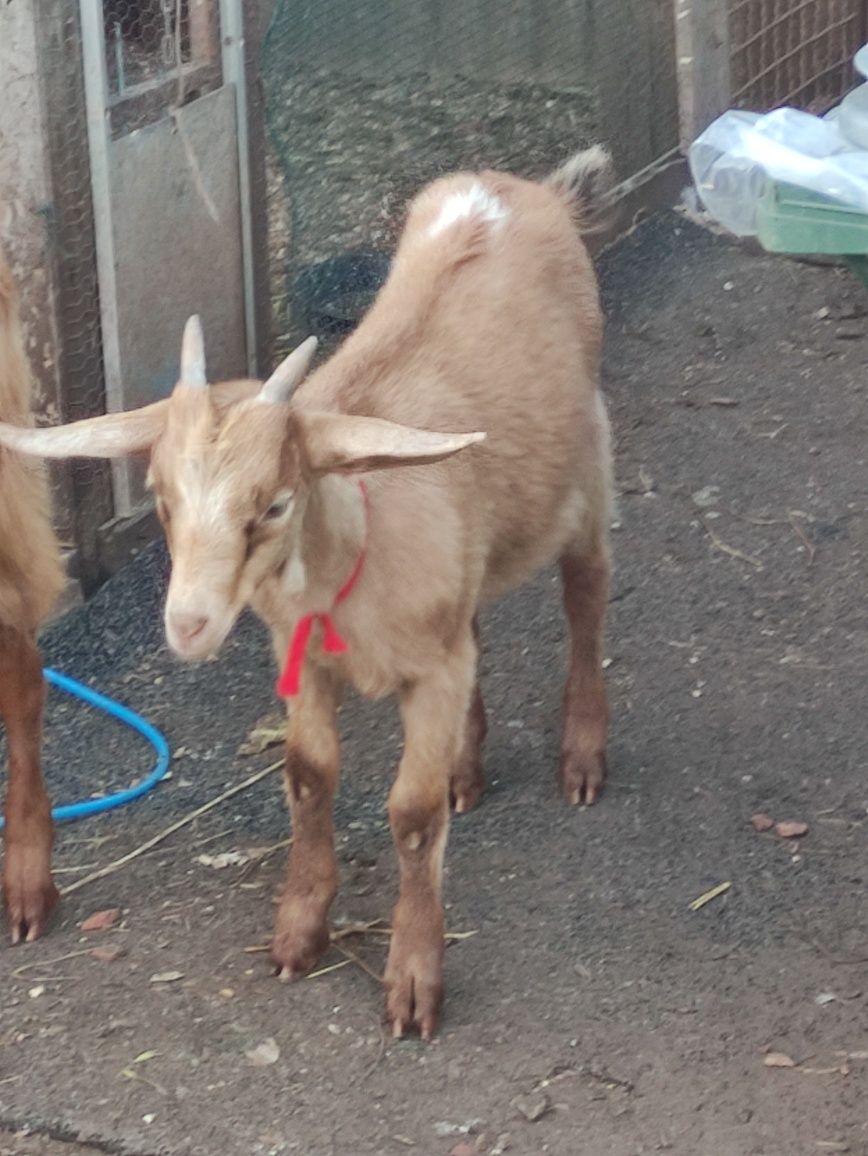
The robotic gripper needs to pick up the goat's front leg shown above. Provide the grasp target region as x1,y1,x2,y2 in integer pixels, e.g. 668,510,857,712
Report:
386,628,477,1039
0,627,57,943
271,663,342,980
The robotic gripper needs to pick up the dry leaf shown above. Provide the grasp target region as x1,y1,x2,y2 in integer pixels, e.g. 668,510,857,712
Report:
80,907,121,933
511,1092,551,1122
133,1050,160,1064
776,820,808,838
89,944,127,963
245,1037,280,1067
238,713,287,756
750,813,774,832
764,1052,797,1068
196,851,251,869
149,970,184,984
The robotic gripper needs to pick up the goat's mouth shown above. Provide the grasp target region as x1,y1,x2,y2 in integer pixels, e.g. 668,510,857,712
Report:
164,606,238,663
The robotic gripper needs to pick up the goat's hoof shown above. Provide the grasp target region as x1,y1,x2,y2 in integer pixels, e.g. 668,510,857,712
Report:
270,918,330,980
384,951,444,1041
560,750,606,807
3,858,58,945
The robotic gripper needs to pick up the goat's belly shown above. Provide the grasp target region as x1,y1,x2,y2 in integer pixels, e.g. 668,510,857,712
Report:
480,483,590,602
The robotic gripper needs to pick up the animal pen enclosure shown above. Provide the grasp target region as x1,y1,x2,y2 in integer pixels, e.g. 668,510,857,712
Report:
1,0,867,593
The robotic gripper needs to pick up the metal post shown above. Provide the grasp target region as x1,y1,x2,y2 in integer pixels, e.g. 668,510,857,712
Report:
79,0,131,514
219,0,258,377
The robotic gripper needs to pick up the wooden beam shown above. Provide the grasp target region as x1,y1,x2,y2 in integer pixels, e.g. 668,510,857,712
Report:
675,0,731,150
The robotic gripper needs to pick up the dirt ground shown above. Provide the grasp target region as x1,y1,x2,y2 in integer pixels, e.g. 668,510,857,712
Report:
3,212,868,1155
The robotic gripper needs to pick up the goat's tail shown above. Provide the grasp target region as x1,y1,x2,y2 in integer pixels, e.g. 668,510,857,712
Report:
0,251,30,425
545,144,617,236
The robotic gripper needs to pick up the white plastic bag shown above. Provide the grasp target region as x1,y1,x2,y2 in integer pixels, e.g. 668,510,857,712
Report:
689,107,868,236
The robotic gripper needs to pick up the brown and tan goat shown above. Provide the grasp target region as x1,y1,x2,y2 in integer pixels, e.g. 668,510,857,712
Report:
0,252,64,942
0,147,615,1035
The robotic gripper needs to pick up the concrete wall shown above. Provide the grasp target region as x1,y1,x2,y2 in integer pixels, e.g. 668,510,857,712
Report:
0,0,76,548
0,0,62,419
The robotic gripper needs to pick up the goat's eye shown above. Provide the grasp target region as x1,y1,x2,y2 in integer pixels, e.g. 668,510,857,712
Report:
262,495,293,523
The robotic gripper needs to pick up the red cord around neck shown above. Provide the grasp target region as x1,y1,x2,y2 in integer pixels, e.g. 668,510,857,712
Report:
275,480,369,698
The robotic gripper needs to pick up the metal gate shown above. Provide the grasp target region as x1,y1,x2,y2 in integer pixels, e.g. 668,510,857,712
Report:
79,0,256,515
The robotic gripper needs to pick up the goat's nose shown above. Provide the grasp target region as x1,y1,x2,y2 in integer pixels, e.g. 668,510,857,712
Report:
170,611,209,644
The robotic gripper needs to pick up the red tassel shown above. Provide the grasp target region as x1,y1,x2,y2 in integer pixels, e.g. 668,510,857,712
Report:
276,481,368,698
276,614,314,697
321,615,348,655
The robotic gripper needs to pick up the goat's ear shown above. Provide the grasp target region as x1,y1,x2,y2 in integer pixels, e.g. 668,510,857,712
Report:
0,400,169,459
299,412,485,474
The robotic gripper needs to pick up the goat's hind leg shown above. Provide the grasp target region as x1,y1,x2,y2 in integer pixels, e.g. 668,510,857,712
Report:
271,664,342,980
450,617,486,814
559,537,610,806
0,626,57,943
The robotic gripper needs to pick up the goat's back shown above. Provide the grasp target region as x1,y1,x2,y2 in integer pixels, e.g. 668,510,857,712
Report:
299,165,612,602
0,255,63,629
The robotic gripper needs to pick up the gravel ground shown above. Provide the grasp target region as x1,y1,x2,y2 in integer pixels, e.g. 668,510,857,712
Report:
2,212,868,1154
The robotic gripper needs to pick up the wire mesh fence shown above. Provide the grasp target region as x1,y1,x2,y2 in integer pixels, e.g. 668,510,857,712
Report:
34,3,112,577
103,0,222,136
729,0,867,112
260,0,607,358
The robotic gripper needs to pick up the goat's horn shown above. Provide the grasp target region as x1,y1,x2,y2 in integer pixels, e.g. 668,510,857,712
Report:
259,336,318,404
180,315,207,387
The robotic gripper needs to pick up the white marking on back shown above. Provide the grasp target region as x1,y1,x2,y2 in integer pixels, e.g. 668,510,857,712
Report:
428,182,507,238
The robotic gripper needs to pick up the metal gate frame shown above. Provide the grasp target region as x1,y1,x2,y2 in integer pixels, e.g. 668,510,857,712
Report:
79,0,258,514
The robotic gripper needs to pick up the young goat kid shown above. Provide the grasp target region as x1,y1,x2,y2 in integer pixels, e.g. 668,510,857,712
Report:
0,252,64,942
0,148,615,1036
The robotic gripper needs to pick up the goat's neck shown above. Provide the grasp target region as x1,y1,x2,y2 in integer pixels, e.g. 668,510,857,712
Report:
290,473,366,609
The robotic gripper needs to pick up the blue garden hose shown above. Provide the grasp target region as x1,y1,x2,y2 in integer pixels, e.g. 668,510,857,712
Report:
0,668,171,828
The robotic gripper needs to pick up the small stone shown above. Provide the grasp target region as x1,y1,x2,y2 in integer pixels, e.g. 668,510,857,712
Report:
149,970,184,984
511,1092,551,1123
90,944,127,963
245,1037,280,1067
763,1052,796,1068
775,820,808,839
750,813,775,832
691,485,720,510
80,907,121,933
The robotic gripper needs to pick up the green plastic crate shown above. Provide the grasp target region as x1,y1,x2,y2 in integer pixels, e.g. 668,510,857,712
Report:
756,179,868,286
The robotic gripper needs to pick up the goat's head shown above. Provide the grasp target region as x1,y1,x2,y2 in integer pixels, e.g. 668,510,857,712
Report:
0,317,484,661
